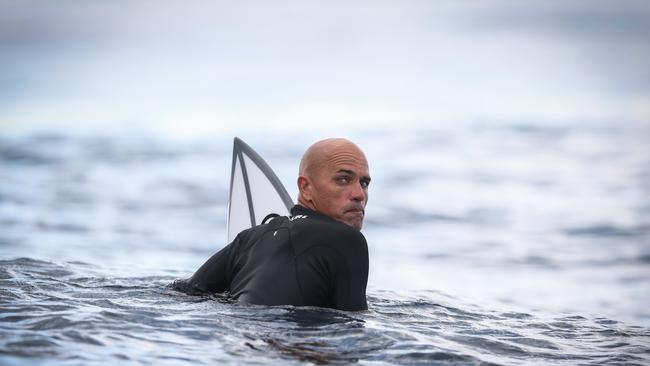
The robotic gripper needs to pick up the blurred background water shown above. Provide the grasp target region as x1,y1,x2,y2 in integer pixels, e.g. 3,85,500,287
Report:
1,1,649,365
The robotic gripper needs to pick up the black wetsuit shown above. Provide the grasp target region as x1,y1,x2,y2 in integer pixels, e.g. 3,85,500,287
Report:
173,205,369,311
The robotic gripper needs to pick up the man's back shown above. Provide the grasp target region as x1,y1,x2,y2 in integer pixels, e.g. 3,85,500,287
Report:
175,205,369,311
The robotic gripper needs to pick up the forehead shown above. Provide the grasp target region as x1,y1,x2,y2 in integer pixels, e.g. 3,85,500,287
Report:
322,147,369,174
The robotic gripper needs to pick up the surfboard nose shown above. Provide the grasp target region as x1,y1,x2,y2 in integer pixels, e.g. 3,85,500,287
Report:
227,137,294,243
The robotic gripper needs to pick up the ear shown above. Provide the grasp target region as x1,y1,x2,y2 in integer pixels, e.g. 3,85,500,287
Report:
297,176,312,202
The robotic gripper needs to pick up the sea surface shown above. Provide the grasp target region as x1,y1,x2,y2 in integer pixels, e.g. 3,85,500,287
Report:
1,123,649,365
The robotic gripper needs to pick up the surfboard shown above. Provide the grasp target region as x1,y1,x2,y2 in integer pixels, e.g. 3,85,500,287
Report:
226,137,294,243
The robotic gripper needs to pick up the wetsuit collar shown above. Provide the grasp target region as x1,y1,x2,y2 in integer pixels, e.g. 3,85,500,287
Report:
290,204,352,228
290,204,319,217
292,204,342,221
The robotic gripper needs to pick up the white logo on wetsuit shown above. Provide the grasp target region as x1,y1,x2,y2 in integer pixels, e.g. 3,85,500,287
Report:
289,215,308,221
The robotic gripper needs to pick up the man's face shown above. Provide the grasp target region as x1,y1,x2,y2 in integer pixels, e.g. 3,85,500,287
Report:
305,147,370,230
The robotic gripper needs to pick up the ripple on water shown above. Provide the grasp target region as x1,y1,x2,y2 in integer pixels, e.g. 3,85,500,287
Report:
2,251,650,364
4,339,61,357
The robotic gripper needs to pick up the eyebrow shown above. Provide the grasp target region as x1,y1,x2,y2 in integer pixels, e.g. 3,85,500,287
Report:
336,169,371,181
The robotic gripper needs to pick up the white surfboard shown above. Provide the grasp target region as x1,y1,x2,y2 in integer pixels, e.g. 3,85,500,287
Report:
226,137,294,243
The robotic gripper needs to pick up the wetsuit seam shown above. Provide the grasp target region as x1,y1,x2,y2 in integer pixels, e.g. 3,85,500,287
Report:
288,227,307,305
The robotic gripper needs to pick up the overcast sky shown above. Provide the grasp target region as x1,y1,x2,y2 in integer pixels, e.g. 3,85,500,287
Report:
1,0,649,136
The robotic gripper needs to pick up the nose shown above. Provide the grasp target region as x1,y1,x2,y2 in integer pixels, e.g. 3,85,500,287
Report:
349,181,366,202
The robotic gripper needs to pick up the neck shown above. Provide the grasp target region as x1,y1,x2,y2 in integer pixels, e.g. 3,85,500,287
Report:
297,197,317,212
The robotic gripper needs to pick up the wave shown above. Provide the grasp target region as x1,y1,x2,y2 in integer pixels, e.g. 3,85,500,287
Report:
1,258,648,365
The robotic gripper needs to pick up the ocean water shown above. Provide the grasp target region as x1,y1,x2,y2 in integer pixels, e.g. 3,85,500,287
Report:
1,123,649,365
2,0,650,364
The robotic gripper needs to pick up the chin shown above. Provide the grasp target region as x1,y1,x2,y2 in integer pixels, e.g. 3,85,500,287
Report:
349,220,363,231
339,213,363,230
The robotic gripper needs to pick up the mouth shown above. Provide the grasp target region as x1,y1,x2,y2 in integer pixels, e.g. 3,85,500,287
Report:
341,205,365,229
344,207,365,216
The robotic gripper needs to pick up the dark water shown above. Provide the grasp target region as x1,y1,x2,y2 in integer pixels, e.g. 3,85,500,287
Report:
2,258,649,365
1,124,649,365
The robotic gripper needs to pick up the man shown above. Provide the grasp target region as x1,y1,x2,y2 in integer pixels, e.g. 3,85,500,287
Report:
173,138,371,311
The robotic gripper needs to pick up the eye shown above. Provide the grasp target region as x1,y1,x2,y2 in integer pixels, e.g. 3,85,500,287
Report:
360,178,371,189
336,176,350,184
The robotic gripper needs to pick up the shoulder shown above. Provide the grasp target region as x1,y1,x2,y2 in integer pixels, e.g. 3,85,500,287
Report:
327,222,367,248
287,205,367,247
291,214,367,253
232,216,288,247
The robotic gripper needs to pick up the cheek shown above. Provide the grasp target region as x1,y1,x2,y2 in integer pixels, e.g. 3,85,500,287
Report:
313,183,338,202
321,187,345,206
326,190,343,203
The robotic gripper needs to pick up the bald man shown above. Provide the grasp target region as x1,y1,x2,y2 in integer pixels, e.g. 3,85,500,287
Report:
173,138,370,311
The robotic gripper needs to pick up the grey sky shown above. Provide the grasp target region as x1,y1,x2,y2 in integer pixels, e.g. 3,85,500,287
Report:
1,0,649,135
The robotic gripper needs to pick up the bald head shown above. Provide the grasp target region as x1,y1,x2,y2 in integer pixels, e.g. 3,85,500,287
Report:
299,138,366,178
297,138,370,230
